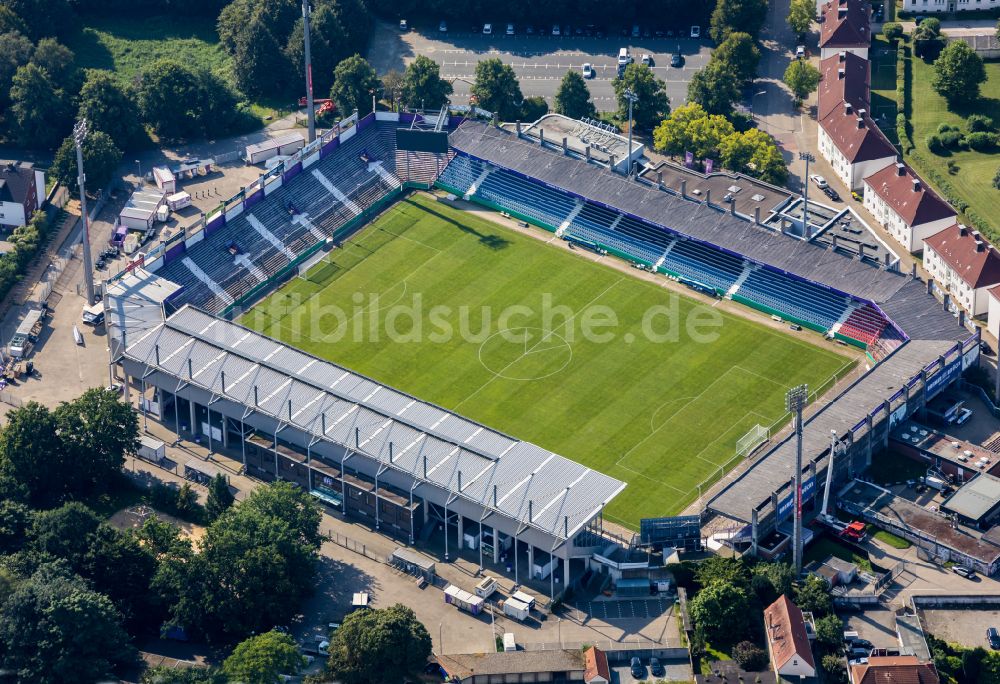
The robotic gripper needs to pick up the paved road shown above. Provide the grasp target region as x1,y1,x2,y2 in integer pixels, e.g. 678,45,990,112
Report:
369,21,712,111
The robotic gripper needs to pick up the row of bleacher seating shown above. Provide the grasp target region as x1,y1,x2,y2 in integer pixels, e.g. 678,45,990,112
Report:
438,153,889,339
396,149,454,185
838,304,888,345
159,122,403,314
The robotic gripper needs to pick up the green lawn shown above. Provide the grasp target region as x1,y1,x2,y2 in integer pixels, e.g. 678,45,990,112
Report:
872,529,912,549
903,52,1000,244
65,14,290,121
804,535,885,574
242,195,854,528
870,34,899,146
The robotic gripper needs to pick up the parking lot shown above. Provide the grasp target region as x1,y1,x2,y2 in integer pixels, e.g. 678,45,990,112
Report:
369,21,712,111
574,597,674,622
918,608,1000,650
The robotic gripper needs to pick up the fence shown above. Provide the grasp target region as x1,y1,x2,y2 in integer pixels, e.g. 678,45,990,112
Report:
325,529,387,564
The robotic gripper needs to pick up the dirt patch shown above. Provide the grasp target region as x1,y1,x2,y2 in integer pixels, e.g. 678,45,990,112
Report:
109,505,207,544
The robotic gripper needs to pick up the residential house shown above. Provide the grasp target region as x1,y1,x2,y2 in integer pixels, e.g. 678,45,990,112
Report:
0,161,45,229
923,224,1000,317
817,51,870,122
850,655,940,684
819,0,871,59
863,162,956,253
988,285,1000,342
764,595,816,679
583,646,611,684
817,101,896,190
902,0,1000,14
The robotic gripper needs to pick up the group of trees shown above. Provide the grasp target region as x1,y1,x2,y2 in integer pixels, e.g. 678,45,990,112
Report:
932,40,987,108
927,633,1000,684
0,387,330,682
217,0,371,100
681,556,839,677
653,103,787,184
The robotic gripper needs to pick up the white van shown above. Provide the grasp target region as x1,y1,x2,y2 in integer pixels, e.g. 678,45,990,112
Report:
618,47,630,66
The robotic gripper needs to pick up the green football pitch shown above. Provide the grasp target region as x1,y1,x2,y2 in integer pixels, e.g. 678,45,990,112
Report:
242,194,855,527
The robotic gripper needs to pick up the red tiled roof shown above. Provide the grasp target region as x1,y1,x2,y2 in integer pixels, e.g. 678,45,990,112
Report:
819,100,896,163
819,0,870,48
764,595,815,671
583,647,611,682
924,224,1000,289
818,51,870,121
990,283,1000,302
863,163,956,227
850,656,940,684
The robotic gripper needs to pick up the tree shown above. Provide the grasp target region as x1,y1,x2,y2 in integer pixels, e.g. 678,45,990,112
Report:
141,667,228,684
521,95,548,122
883,22,904,43
327,604,432,684
51,131,123,195
713,32,761,84
206,473,235,521
330,54,380,117
688,581,751,645
554,70,596,119
687,59,741,116
380,69,405,111
732,640,768,671
613,63,670,131
750,562,795,602
0,0,74,41
54,388,139,499
784,58,821,101
695,556,750,591
166,483,322,642
77,71,144,149
0,30,32,110
471,58,523,122
719,127,788,184
285,4,348,97
913,18,943,59
795,575,834,616
0,500,32,554
224,630,306,684
710,0,768,43
932,41,987,106
822,654,848,683
30,38,78,89
135,59,209,141
401,55,453,110
0,562,134,684
232,13,291,100
7,63,73,149
652,103,735,158
787,0,814,36
815,613,843,647
0,401,63,506
0,5,27,35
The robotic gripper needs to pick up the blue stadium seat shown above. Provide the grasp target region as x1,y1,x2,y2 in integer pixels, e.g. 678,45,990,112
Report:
736,268,850,330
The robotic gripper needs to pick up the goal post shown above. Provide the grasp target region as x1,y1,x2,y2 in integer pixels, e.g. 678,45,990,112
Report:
297,248,331,279
736,424,769,459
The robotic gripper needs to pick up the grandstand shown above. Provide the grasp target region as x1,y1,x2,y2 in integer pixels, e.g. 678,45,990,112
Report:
106,110,977,569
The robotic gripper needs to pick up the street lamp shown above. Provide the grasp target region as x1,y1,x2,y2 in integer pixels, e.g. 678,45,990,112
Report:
798,151,816,237
623,88,638,176
73,119,96,305
135,159,142,182
750,90,766,119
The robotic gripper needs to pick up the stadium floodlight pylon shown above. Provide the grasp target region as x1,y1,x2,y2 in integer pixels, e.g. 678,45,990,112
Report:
302,0,316,143
786,384,808,576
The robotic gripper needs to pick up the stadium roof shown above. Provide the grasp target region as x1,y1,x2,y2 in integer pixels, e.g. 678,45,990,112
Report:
120,305,626,541
709,339,959,523
449,121,907,303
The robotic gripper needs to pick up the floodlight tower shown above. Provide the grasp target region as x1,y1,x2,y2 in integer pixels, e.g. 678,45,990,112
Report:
302,0,316,142
798,152,815,237
73,119,96,305
786,384,809,575
624,88,638,176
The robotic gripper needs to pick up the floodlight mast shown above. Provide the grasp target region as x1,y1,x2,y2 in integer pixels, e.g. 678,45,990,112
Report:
820,429,838,519
302,0,316,142
624,88,638,176
786,384,808,575
73,119,96,305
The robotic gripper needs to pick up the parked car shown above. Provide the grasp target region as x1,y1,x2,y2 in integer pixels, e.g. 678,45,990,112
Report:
506,23,515,35
953,407,973,425
670,51,683,67
482,23,492,34
525,24,535,34
439,20,447,32
552,23,561,36
582,63,594,78
989,627,1000,649
810,174,829,188
641,54,652,66
630,657,645,678
632,24,640,37
650,657,665,677
398,19,408,31
953,565,977,579
981,340,995,356
690,25,701,38
823,186,841,201
796,45,806,59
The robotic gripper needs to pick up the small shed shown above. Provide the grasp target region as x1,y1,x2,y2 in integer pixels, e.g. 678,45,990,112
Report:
152,166,176,193
119,189,166,231
943,473,1000,529
821,555,858,586
388,547,436,581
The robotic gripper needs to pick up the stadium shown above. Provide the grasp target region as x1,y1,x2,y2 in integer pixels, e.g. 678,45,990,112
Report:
104,108,978,597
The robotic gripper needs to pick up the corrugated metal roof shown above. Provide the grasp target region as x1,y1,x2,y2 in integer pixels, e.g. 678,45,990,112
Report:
123,305,625,540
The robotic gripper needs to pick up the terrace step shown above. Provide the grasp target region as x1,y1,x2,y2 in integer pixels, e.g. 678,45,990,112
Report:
556,201,585,237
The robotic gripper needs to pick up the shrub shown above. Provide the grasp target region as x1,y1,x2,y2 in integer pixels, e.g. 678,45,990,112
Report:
883,22,903,42
966,131,998,151
926,134,944,154
939,130,964,149
994,166,1000,190
733,640,768,671
947,160,959,175
967,113,994,133
937,122,956,134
